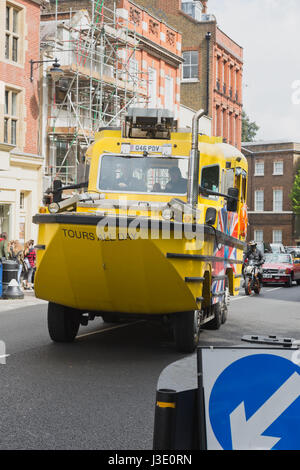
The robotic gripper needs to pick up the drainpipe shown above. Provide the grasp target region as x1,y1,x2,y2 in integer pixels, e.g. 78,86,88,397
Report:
205,31,211,116
187,108,205,208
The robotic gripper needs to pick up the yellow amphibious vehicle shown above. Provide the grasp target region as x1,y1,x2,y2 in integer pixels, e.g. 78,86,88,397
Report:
33,108,248,352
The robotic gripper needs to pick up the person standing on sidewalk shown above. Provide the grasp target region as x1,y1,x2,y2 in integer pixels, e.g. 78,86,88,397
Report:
23,241,36,291
9,240,24,286
0,232,9,259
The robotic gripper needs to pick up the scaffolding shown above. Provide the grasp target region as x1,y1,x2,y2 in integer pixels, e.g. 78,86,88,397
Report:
41,0,148,185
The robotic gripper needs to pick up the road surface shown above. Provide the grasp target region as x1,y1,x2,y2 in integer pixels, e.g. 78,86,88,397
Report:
0,285,299,449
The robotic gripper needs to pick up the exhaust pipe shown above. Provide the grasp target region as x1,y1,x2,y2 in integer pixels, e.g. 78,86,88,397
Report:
187,109,205,208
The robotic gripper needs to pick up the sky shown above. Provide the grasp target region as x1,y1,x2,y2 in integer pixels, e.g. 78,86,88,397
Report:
208,0,300,142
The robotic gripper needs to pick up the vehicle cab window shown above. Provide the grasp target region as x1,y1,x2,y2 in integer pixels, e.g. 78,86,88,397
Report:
201,165,220,196
98,154,188,194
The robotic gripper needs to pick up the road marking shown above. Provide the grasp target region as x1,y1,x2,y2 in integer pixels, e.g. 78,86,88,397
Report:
231,295,248,301
77,321,143,339
231,287,283,301
0,354,10,364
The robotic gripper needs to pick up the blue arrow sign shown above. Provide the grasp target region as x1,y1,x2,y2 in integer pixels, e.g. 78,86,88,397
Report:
208,353,300,450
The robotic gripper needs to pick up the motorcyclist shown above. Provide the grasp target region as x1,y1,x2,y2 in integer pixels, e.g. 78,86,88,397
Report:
243,240,265,284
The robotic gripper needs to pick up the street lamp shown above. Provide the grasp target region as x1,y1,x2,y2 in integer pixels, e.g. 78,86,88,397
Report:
30,57,64,82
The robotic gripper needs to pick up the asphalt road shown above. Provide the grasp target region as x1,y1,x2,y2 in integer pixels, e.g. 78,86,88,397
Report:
0,284,299,450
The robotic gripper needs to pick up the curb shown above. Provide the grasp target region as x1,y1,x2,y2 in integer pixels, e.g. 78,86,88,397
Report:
0,293,47,312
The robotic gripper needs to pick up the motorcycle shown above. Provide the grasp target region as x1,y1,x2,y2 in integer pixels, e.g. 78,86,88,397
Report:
243,259,262,295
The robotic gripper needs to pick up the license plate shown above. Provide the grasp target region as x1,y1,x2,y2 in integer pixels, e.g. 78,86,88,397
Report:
264,274,272,278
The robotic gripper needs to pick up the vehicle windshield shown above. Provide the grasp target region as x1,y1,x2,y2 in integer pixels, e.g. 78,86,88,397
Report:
270,243,285,253
264,253,292,264
98,155,189,194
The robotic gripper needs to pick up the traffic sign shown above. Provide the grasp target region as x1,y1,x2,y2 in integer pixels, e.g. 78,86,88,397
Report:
200,348,300,450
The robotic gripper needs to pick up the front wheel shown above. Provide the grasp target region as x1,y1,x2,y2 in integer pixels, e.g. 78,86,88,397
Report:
285,276,293,288
254,277,261,294
173,310,200,353
245,276,252,295
48,302,80,342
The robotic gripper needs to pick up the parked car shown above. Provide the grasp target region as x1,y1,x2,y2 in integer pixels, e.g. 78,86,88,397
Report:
262,253,300,287
270,243,286,253
256,241,272,253
285,246,300,255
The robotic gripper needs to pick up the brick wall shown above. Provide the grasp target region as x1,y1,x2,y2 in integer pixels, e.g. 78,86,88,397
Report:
0,0,40,156
136,0,217,115
244,142,300,245
134,0,243,148
46,0,92,11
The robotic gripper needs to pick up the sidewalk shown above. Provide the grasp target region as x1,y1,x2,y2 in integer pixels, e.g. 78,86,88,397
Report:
0,291,47,313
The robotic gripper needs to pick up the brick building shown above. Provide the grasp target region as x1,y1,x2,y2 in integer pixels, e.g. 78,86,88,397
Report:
41,0,183,184
133,0,243,148
0,0,43,242
117,0,182,118
242,141,300,247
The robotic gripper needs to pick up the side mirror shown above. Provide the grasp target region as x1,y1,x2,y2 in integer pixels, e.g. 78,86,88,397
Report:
227,187,239,212
205,207,217,226
53,179,63,203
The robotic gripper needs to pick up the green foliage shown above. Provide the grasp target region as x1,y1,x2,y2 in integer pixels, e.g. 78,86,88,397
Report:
290,168,300,214
242,110,259,142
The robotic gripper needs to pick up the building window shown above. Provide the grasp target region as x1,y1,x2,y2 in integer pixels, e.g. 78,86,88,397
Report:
19,192,25,210
273,161,283,175
254,190,264,211
5,3,21,63
165,75,174,111
181,1,203,20
254,230,264,243
273,189,283,212
273,230,282,243
182,51,198,80
148,67,157,107
255,160,264,176
4,88,19,145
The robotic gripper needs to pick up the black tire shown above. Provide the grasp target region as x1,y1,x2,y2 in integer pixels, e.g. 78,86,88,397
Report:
296,280,300,286
254,278,261,294
285,276,293,288
173,310,200,353
245,276,252,295
203,302,222,330
48,302,80,342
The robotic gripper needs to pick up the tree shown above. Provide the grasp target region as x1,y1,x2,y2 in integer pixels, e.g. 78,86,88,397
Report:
242,110,259,142
290,168,300,215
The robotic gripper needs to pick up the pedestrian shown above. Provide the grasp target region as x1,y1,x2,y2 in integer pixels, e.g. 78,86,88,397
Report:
0,232,9,260
23,240,36,291
9,240,24,286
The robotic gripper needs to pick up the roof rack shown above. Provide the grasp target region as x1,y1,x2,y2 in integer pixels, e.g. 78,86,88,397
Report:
125,108,177,139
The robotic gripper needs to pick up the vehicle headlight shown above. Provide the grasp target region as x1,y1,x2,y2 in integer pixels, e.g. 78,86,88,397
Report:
278,269,285,274
48,202,60,214
162,208,174,221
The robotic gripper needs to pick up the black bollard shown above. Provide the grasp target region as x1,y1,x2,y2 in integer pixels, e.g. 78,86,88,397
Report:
2,279,24,299
153,388,177,450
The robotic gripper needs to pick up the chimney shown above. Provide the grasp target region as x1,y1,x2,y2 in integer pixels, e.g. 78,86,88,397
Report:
202,0,208,14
